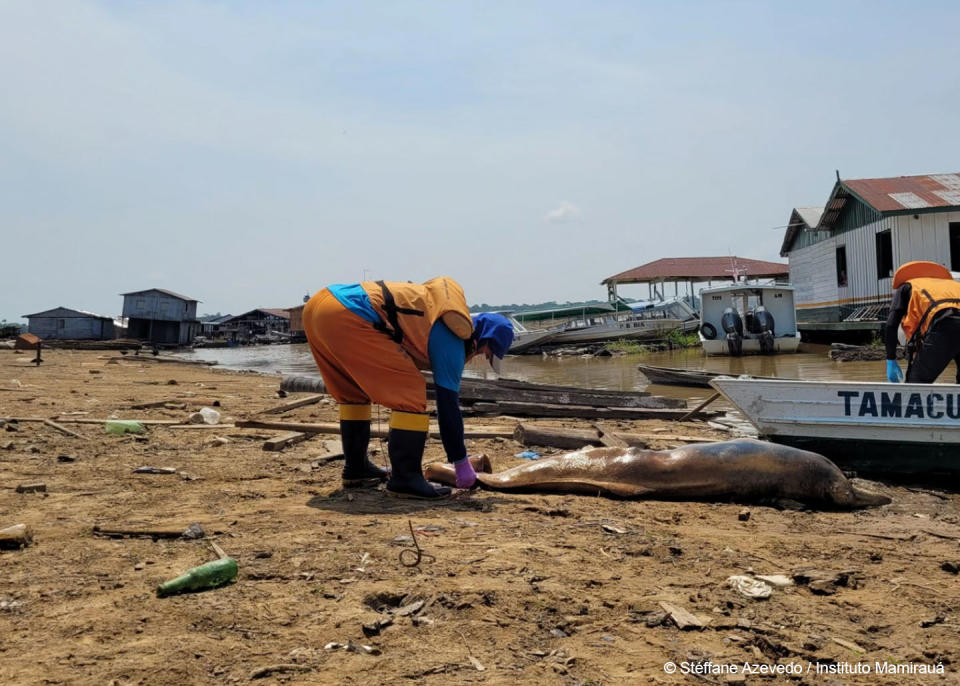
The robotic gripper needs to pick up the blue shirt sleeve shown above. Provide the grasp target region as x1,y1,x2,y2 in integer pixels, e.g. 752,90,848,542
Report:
328,284,380,324
428,320,466,391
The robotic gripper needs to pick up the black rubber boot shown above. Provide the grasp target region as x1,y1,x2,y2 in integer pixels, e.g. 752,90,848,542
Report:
341,420,388,488
385,428,451,500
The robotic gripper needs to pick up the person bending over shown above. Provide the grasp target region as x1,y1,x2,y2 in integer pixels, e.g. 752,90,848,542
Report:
302,277,514,500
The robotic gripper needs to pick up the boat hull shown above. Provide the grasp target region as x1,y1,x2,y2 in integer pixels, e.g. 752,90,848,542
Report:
552,318,685,345
711,377,960,475
700,335,801,356
509,329,557,353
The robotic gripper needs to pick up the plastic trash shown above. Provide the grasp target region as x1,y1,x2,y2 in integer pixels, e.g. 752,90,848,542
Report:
198,407,221,425
726,575,772,599
514,450,540,460
156,557,238,597
105,420,145,435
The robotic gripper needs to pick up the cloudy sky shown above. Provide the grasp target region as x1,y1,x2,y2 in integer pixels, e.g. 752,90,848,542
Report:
3,1,960,320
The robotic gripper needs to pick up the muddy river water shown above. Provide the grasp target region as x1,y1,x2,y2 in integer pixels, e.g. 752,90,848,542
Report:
177,342,904,406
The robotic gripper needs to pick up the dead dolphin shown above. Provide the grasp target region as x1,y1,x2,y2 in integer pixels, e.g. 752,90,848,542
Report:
424,439,889,508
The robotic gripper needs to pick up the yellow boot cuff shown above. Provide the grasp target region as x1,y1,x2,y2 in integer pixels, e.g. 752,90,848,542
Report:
388,411,429,432
339,404,372,421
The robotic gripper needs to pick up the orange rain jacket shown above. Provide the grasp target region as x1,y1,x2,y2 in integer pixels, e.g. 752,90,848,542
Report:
302,277,473,413
901,277,960,344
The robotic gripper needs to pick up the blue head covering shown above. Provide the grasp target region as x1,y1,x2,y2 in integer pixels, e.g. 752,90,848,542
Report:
471,313,514,359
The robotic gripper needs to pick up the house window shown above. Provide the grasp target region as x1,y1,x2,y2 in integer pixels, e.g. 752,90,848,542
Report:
835,246,848,287
876,230,893,279
950,223,960,271
58,319,65,330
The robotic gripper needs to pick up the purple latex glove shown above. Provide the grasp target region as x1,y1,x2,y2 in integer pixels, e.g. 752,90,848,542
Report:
453,457,477,489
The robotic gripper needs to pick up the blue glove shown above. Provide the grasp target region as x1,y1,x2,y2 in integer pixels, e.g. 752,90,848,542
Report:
886,360,903,383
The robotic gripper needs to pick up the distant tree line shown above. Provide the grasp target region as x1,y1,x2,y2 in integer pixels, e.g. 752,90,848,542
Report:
469,298,635,313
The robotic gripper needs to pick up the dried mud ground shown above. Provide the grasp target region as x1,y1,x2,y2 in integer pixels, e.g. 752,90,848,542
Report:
1,349,959,686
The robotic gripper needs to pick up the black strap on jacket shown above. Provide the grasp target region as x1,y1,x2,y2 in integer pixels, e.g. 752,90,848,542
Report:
372,280,424,344
906,288,960,360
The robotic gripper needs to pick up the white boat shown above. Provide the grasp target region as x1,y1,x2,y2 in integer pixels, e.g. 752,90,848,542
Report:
711,377,960,474
508,316,557,353
698,284,800,356
550,298,698,345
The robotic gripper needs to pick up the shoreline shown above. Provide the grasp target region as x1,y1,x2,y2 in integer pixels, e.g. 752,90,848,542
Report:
1,349,956,685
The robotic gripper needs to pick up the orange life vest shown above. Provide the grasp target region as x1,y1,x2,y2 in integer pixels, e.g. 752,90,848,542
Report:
363,277,473,367
901,276,960,343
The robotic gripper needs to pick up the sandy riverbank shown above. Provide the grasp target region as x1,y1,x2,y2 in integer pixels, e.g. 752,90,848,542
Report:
0,349,957,685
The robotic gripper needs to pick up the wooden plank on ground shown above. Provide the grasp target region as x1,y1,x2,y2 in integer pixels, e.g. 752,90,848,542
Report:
51,417,181,425
128,398,221,409
43,419,89,440
257,394,324,415
263,432,311,452
235,419,514,440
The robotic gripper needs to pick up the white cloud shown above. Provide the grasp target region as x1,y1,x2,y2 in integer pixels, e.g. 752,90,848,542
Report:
544,201,582,224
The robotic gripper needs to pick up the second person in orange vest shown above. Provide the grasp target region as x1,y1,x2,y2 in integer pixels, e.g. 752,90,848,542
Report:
885,261,960,383
302,277,514,500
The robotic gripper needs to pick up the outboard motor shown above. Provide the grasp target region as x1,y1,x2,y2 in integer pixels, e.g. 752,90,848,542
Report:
721,307,744,357
753,306,776,355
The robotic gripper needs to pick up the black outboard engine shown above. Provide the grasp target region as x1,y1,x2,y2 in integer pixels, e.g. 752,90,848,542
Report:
721,307,744,357
753,306,776,355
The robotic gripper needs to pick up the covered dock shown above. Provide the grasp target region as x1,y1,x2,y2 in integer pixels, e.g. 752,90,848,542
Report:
601,256,790,305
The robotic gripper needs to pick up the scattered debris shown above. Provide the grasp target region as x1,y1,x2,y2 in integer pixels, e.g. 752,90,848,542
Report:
0,524,33,550
92,523,206,540
362,616,394,637
738,508,751,522
324,641,380,655
658,601,707,630
727,575,772,599
249,664,312,679
15,483,46,494
132,466,177,475
755,574,793,588
941,561,959,575
57,454,77,463
105,420,145,435
793,568,860,595
515,450,541,460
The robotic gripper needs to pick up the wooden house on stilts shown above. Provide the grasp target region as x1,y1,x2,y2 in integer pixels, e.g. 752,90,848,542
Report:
781,172,960,337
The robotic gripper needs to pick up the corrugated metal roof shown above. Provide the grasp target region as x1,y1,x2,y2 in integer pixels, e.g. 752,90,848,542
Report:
222,308,291,322
842,173,960,213
22,306,112,320
602,257,789,284
120,288,199,302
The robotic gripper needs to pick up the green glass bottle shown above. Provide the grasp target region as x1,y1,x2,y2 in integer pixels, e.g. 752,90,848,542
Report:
156,558,238,597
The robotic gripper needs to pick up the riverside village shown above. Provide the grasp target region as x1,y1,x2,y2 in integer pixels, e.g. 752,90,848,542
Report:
3,170,960,684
